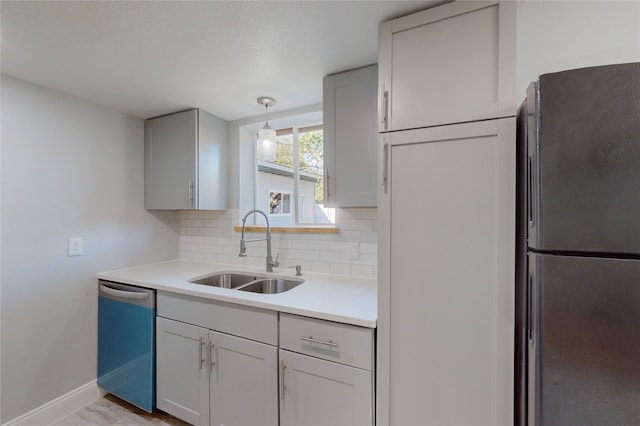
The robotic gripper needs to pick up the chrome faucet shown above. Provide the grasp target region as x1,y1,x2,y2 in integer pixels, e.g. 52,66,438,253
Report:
239,209,279,272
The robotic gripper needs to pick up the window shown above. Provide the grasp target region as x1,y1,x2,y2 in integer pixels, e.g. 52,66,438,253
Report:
255,124,335,226
269,191,291,215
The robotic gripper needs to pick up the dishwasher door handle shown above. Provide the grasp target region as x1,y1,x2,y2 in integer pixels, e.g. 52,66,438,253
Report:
100,284,149,300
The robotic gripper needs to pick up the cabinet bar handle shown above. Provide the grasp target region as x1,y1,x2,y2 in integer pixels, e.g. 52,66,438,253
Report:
325,170,330,204
381,86,389,130
382,142,389,194
299,336,339,348
188,180,194,209
210,341,216,370
280,360,287,400
198,337,204,370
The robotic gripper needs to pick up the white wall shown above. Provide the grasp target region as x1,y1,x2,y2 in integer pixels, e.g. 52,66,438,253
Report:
0,76,179,423
180,208,377,277
516,0,640,99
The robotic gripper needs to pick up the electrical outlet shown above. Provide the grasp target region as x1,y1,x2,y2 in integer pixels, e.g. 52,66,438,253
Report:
348,242,360,261
68,237,83,257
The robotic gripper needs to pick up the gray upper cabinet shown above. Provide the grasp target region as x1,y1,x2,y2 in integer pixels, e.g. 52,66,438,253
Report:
323,64,378,208
145,109,228,210
378,1,514,132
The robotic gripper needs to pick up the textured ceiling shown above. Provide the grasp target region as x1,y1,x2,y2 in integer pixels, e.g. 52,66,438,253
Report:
1,0,440,121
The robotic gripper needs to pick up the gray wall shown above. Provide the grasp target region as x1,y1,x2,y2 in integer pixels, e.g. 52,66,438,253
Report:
0,76,179,423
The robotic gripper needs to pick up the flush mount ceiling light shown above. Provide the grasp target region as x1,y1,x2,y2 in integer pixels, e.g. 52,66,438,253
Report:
257,96,277,162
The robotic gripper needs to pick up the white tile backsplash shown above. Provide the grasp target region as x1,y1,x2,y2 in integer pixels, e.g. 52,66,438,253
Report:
179,208,378,277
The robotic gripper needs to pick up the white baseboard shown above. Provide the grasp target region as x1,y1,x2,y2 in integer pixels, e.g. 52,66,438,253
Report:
2,381,104,426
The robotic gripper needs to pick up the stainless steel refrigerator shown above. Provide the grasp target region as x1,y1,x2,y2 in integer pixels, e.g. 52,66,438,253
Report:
516,62,640,426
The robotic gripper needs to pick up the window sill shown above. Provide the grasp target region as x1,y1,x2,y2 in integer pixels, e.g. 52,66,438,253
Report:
233,226,338,235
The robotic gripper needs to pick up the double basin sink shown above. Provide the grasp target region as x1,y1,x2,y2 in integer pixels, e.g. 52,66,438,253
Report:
188,271,304,294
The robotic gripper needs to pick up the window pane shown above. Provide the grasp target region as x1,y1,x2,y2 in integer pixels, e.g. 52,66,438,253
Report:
257,134,295,226
298,128,335,224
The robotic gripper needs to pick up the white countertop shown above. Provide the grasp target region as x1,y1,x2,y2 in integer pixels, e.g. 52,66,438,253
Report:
97,259,377,328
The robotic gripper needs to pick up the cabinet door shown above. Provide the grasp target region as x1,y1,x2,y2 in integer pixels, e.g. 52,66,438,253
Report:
280,350,373,426
145,109,197,209
196,111,228,211
156,317,209,426
377,119,515,425
323,65,378,207
209,331,278,426
379,1,514,131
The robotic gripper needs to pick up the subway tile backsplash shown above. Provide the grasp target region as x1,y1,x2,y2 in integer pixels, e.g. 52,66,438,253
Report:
179,208,378,278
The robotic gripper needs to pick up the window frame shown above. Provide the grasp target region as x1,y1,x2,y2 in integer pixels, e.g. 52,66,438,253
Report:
253,123,333,227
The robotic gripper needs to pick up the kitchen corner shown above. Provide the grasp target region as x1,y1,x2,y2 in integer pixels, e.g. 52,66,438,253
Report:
5,1,638,425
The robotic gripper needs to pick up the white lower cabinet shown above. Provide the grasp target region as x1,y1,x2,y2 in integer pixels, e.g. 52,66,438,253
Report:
156,291,279,426
157,317,278,426
156,317,209,425
209,330,278,426
279,313,374,426
279,349,372,426
156,292,375,426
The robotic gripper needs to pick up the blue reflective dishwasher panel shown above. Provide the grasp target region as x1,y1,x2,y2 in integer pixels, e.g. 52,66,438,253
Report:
98,281,155,412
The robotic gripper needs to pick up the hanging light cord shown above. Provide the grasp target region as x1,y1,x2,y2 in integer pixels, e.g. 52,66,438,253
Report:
264,103,271,129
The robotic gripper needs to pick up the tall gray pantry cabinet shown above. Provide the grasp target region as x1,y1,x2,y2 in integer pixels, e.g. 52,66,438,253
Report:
376,2,516,425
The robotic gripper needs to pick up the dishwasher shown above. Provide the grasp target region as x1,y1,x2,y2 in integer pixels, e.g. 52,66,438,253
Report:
98,280,155,412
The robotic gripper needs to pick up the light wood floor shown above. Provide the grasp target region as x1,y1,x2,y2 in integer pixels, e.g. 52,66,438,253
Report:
52,394,190,426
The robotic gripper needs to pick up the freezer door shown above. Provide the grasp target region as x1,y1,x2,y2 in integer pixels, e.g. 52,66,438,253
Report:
529,253,640,426
531,62,640,254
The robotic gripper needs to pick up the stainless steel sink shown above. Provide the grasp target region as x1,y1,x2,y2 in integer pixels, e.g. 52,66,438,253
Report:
236,278,303,294
188,272,258,289
189,272,304,294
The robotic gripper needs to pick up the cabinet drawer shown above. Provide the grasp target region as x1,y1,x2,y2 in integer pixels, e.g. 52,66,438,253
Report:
157,291,277,345
279,313,373,370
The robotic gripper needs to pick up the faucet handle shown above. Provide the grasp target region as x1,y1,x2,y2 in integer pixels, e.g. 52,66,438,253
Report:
273,252,280,268
288,265,302,276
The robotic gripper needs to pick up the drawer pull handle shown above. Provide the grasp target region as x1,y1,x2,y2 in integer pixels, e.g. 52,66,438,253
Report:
299,336,339,348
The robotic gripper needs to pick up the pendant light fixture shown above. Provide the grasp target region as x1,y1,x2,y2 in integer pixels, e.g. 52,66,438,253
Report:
257,96,276,162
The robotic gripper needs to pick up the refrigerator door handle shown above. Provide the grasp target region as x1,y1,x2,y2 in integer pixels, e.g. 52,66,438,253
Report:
527,155,534,226
527,273,534,342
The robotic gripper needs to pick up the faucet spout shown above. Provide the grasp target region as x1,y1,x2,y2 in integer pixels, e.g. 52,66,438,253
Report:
239,209,279,272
